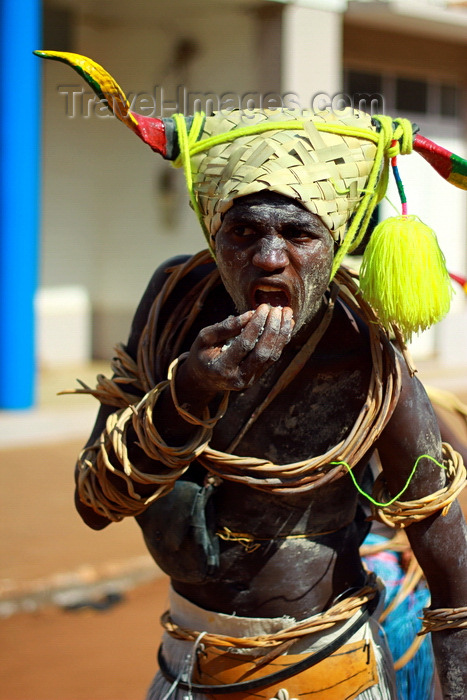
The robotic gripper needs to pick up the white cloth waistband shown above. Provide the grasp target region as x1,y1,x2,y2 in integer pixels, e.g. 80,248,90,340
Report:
146,585,397,700
168,583,384,655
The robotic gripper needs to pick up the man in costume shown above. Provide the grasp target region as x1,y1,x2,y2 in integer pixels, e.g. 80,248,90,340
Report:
36,51,467,699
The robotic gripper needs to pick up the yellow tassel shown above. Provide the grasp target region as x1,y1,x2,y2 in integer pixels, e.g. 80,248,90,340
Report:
360,215,453,339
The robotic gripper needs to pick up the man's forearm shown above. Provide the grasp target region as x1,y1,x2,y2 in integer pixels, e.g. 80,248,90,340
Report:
432,628,467,699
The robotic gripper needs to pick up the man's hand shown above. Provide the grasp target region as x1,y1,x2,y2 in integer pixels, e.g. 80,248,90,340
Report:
180,304,294,398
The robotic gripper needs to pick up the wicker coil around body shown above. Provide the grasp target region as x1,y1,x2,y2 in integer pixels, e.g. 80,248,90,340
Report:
74,251,404,503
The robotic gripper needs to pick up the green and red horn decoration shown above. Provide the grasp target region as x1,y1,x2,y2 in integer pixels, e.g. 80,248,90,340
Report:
33,50,190,159
414,135,467,191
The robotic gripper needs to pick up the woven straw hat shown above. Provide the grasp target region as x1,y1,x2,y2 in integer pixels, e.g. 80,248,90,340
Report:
189,109,377,246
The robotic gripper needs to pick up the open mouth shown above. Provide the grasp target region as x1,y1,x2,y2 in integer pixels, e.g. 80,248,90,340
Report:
253,284,291,308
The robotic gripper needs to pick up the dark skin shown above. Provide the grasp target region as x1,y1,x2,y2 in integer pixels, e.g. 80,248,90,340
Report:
78,193,467,699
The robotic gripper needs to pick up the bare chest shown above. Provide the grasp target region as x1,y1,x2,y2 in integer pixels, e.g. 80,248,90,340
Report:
211,352,371,464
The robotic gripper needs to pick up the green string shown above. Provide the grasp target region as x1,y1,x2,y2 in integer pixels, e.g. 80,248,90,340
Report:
187,120,381,159
331,454,447,507
172,113,213,252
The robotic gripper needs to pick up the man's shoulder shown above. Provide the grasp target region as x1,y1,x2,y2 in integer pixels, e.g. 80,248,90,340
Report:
126,251,219,356
376,349,440,458
146,252,214,296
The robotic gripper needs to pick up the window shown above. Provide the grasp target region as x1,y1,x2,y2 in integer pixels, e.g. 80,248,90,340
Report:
344,69,461,119
344,71,384,112
440,84,459,117
396,78,428,113
346,71,383,97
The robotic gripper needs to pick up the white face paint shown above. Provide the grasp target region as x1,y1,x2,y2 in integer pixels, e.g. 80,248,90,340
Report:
215,193,335,334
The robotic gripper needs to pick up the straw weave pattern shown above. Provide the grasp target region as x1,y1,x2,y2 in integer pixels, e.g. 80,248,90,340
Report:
190,109,377,244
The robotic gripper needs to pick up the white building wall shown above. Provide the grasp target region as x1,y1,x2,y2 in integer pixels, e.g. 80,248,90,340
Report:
281,4,343,102
40,3,264,359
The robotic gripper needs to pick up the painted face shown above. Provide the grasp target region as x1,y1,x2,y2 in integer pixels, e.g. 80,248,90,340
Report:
215,192,335,334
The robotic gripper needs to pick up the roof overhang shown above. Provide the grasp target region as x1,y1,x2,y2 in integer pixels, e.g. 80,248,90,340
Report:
346,0,467,42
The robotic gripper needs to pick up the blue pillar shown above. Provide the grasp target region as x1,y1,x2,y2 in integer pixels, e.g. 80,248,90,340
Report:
0,0,41,408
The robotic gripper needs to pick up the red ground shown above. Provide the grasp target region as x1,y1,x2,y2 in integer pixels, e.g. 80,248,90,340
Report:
0,438,169,700
1,577,169,700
